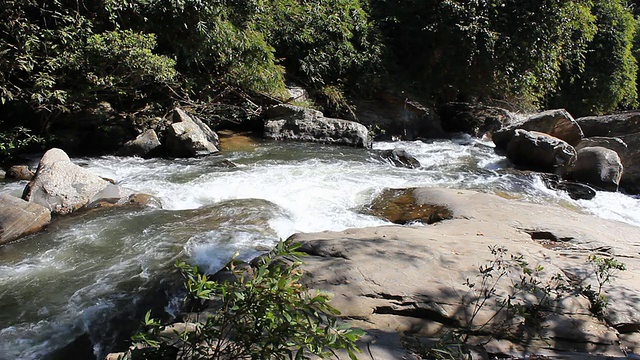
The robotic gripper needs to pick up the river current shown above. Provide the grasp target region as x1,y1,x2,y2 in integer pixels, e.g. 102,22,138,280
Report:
1,138,639,359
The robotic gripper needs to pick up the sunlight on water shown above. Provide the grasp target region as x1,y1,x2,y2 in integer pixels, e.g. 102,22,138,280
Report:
1,139,639,359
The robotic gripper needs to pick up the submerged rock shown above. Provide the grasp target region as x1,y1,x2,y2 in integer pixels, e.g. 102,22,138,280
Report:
364,188,453,224
377,148,421,169
84,184,163,209
264,104,372,148
540,174,597,200
22,148,111,215
0,193,51,245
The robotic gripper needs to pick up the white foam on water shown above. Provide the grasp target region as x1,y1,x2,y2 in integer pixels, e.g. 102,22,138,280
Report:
577,191,640,228
1,139,639,359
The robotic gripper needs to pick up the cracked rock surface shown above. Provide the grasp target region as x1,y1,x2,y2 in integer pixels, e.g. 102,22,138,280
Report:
291,187,640,359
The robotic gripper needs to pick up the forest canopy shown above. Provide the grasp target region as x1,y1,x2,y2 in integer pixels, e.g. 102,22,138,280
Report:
1,0,639,157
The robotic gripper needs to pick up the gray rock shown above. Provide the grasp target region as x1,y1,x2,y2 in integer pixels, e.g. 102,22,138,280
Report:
264,104,372,148
84,184,163,209
22,148,111,215
494,109,583,149
576,136,628,153
292,187,640,358
6,165,34,181
0,193,51,245
576,111,640,137
505,130,577,174
166,108,220,157
378,148,421,169
563,147,623,192
576,134,640,194
117,129,161,157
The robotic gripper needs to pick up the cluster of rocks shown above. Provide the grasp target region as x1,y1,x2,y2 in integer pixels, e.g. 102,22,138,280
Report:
116,108,220,158
491,109,639,194
263,104,372,148
0,148,161,245
0,103,375,245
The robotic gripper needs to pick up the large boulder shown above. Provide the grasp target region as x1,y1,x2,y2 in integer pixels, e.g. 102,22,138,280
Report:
576,134,640,194
292,187,640,358
165,108,220,157
22,148,111,215
576,111,640,137
117,129,161,157
493,109,583,149
437,102,515,137
563,146,623,192
0,193,51,244
265,104,372,148
505,130,577,174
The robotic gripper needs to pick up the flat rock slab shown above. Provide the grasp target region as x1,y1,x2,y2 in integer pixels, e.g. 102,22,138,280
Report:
291,188,640,358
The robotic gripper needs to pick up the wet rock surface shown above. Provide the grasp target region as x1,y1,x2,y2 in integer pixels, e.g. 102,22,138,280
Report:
364,188,453,224
0,193,51,245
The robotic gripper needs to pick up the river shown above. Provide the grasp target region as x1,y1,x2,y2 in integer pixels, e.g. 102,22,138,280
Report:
1,137,639,359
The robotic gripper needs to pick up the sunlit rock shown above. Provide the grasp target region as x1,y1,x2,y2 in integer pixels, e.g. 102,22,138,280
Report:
264,104,372,148
576,134,640,194
0,193,51,244
494,109,583,149
117,129,161,157
22,148,111,215
505,130,577,174
292,187,640,358
166,108,220,157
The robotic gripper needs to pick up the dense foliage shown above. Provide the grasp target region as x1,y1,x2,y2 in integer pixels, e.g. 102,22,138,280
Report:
1,0,639,157
131,242,363,359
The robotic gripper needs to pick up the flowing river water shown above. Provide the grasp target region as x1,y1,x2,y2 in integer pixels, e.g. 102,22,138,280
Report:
1,137,639,359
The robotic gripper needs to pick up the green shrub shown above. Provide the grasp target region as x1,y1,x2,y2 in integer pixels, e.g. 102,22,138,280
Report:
132,241,364,360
